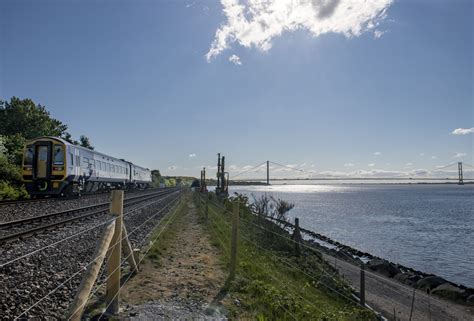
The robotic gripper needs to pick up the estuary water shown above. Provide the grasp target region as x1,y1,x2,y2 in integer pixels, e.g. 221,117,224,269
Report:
230,184,474,287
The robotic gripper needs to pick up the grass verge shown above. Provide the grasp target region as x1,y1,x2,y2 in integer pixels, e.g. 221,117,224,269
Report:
143,193,189,266
195,193,376,321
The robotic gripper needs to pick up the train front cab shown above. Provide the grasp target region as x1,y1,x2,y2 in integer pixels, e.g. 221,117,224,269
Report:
22,138,68,196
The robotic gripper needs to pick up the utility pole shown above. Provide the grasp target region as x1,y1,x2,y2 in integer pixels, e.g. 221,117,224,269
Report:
200,167,207,192
458,162,464,185
217,153,221,192
216,153,229,196
266,160,270,185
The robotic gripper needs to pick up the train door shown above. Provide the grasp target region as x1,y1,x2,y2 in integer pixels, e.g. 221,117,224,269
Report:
35,143,51,179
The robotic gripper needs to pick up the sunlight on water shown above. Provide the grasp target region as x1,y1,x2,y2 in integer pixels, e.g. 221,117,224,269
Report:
231,184,474,287
231,184,349,193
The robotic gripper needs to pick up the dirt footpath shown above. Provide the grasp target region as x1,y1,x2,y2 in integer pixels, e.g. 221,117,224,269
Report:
119,197,227,320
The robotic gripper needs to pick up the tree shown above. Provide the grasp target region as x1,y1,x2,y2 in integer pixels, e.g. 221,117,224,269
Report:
79,135,94,150
0,136,28,200
0,97,68,139
62,132,79,145
151,170,162,187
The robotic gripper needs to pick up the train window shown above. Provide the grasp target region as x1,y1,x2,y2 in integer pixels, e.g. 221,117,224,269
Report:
99,161,103,171
24,145,34,166
76,155,81,166
90,159,95,169
53,144,64,165
69,153,74,166
82,157,89,168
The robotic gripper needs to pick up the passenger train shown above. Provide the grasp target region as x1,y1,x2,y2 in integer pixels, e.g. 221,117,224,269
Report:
22,136,152,197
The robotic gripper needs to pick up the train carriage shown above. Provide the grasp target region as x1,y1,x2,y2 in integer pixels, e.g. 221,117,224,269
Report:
22,136,151,197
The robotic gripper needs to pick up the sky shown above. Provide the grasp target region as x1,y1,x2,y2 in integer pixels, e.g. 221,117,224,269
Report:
1,0,473,179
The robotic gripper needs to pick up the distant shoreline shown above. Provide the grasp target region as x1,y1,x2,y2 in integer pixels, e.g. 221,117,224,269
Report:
226,181,473,186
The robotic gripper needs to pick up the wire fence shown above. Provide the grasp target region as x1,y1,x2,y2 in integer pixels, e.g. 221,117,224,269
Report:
198,194,473,321
1,191,182,320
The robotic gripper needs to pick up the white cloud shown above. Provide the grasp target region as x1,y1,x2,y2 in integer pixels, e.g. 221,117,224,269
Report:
206,0,393,61
344,163,355,167
431,156,437,159
368,163,375,167
453,152,466,158
189,153,197,158
374,29,385,38
419,153,425,157
405,162,413,167
373,152,381,156
167,165,178,170
229,54,242,65
451,127,474,135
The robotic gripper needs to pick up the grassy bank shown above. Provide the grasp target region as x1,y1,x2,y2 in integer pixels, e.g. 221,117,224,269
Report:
196,193,375,320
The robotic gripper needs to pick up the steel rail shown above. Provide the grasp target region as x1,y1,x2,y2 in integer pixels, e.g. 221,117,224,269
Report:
0,188,165,207
0,189,176,228
0,189,179,243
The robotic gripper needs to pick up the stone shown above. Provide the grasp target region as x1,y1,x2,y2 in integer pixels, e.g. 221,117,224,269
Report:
431,283,466,302
367,259,400,278
466,294,474,305
394,272,422,287
417,276,447,291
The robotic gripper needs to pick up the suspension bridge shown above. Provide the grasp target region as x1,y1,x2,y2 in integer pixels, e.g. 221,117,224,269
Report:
230,161,473,185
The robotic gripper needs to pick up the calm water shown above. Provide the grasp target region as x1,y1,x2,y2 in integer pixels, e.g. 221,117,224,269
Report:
230,184,474,287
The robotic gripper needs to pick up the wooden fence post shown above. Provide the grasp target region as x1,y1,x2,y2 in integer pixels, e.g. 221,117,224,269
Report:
360,264,366,307
106,190,123,315
292,218,302,256
67,221,116,320
229,201,240,280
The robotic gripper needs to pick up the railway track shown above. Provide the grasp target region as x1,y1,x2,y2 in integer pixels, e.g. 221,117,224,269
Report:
0,188,164,207
0,188,179,243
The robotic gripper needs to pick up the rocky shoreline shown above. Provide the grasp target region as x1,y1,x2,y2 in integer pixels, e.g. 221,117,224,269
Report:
269,217,474,306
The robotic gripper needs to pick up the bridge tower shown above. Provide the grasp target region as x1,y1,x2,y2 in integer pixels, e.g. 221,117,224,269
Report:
458,162,464,185
266,160,270,185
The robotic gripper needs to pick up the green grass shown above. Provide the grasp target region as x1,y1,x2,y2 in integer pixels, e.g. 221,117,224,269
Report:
196,194,376,321
143,195,188,266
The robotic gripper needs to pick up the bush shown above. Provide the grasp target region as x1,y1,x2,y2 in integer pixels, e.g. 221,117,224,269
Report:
0,180,28,200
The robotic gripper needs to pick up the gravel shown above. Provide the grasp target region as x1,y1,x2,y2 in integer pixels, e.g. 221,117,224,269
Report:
0,190,182,320
118,298,228,321
0,189,167,223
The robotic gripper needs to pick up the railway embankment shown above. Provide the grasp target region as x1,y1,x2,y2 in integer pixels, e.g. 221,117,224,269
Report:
0,189,181,319
264,214,474,320
112,192,375,320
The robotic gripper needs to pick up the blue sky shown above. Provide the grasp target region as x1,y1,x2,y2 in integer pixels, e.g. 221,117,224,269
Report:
1,0,472,178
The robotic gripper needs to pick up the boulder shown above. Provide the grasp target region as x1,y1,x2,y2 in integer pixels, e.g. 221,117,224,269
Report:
467,294,474,305
416,276,447,291
431,283,466,303
367,259,401,278
394,272,422,287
